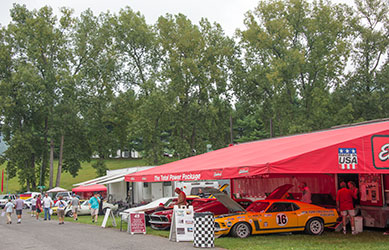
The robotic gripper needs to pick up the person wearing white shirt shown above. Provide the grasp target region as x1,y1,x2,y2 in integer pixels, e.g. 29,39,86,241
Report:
31,196,37,217
55,196,68,225
42,193,53,221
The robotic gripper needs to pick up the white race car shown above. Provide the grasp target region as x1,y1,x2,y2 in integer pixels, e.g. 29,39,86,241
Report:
64,200,118,217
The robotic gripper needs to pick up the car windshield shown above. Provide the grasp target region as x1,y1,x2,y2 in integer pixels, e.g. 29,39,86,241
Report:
246,201,270,212
0,195,7,199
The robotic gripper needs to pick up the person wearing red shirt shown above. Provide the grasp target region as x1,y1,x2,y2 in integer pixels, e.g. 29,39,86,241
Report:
337,181,357,235
174,188,187,206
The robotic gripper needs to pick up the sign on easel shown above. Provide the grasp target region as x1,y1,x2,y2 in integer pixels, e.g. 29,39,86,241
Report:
169,205,194,242
128,212,146,234
101,208,117,228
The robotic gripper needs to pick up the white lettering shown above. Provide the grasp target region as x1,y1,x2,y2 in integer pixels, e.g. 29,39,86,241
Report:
379,143,389,161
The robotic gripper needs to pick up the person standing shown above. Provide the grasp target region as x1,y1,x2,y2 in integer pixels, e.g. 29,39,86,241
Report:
42,193,53,221
31,195,37,217
98,193,104,216
88,193,100,223
70,194,80,221
36,194,42,220
299,182,312,204
174,188,187,206
14,195,25,224
4,198,14,224
337,181,357,235
55,196,68,225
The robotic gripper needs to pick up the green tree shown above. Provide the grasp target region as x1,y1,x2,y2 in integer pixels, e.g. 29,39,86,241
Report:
235,0,352,136
336,0,389,121
156,14,236,158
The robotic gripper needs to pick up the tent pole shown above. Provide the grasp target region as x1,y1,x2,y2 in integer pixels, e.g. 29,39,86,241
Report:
230,179,234,199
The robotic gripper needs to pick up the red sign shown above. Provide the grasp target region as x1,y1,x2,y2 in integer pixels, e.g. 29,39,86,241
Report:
371,135,389,169
129,212,146,234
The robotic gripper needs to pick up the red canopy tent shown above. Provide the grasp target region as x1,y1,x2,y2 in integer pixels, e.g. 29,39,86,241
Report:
72,184,107,199
125,121,389,182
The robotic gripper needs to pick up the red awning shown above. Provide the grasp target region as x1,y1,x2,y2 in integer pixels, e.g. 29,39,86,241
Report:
125,121,389,182
72,184,107,193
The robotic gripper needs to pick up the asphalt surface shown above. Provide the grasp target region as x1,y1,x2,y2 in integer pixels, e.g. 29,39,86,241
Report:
0,212,210,250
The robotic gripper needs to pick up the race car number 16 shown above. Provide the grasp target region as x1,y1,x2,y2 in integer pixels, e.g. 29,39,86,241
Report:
276,213,288,226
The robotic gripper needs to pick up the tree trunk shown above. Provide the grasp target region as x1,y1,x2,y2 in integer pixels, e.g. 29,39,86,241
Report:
55,134,64,187
41,117,49,186
49,138,54,189
31,154,36,190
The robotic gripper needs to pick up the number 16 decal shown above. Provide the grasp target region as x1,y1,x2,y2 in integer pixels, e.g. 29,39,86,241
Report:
276,213,288,226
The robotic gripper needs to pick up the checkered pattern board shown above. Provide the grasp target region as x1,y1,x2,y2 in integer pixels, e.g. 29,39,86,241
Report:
193,214,215,248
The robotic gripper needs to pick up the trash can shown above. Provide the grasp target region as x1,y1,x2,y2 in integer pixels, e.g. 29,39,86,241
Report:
193,212,215,248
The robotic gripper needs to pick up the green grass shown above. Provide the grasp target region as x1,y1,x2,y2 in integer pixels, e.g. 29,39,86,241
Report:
35,211,389,249
0,158,148,194
214,230,389,250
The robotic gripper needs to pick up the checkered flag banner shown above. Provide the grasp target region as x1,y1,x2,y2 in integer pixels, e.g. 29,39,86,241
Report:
193,212,215,248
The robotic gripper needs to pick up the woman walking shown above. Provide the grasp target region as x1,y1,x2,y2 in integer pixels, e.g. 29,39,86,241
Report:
4,198,14,224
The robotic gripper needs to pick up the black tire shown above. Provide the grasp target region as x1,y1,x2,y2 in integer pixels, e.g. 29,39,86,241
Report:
231,222,252,238
66,211,73,217
305,218,324,235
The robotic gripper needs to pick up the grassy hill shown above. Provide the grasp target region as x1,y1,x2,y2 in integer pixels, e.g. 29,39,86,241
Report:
0,158,149,194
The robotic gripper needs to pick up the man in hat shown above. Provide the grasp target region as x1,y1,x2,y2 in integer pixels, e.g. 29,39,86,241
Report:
174,188,187,206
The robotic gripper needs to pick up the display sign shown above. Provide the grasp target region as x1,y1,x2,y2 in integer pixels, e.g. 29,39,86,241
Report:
372,135,389,169
128,212,146,234
169,205,194,242
359,173,383,206
101,208,117,228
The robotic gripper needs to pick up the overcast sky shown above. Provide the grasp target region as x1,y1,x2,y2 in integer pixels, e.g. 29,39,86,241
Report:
0,0,352,37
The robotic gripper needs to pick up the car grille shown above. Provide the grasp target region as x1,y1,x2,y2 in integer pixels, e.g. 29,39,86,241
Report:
150,215,169,222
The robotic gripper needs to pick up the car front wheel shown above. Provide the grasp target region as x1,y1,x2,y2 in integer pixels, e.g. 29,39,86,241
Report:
231,222,251,238
305,218,324,235
66,211,73,217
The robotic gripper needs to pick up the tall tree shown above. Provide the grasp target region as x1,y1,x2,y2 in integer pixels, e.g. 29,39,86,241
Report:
235,0,352,136
156,14,236,158
335,0,389,121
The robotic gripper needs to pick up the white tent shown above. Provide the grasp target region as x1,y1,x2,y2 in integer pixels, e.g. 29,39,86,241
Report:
47,187,68,193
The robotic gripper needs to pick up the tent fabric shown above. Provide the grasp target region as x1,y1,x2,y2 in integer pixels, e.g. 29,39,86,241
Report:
125,121,389,182
72,184,107,193
47,187,68,193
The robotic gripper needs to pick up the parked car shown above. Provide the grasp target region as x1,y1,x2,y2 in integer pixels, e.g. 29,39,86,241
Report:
0,194,16,208
149,184,295,230
149,197,252,230
55,192,73,202
64,200,118,217
24,197,33,209
214,196,338,238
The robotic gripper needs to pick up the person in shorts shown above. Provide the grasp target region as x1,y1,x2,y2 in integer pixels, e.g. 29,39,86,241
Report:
31,195,37,217
36,194,42,220
14,195,25,224
337,181,357,235
70,193,80,221
88,193,100,223
4,198,14,224
55,196,68,225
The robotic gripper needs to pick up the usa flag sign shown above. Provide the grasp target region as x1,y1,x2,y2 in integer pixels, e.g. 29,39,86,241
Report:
338,148,358,170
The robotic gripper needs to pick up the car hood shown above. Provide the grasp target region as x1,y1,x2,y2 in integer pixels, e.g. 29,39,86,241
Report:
153,209,173,216
266,184,293,200
205,188,246,213
205,184,294,213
